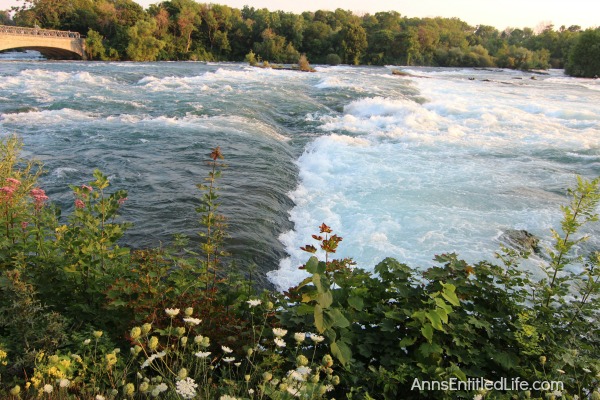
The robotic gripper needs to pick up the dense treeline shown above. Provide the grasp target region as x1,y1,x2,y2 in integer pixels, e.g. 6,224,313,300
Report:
3,0,600,75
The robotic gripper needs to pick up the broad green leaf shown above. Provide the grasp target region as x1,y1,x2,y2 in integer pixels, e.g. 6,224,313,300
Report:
325,308,350,329
348,295,364,311
421,323,433,342
314,304,324,333
441,282,460,306
426,310,444,331
331,341,352,366
305,256,319,274
317,290,333,309
418,342,443,358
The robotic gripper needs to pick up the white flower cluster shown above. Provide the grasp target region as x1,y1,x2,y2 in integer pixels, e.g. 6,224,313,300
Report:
175,377,198,399
141,351,166,369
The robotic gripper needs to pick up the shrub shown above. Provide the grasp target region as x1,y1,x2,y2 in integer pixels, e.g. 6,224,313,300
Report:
565,28,600,78
325,53,341,66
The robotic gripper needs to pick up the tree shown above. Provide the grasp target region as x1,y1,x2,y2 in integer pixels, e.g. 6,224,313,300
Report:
0,10,15,25
565,28,600,78
126,19,165,61
340,22,367,65
85,29,106,60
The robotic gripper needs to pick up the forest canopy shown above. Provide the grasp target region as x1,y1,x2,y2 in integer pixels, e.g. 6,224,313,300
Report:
3,0,600,75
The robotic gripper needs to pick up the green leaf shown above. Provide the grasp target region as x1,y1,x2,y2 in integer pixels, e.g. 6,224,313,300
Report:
314,304,324,333
325,308,350,329
331,341,352,366
441,283,460,306
348,295,364,311
421,323,433,342
418,342,443,357
426,311,444,331
305,256,319,274
317,290,333,309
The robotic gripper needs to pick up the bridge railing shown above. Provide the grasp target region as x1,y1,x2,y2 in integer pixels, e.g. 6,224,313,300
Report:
0,24,81,39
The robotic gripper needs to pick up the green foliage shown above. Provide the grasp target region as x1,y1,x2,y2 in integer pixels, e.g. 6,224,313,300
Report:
566,28,600,77
1,136,599,400
9,0,593,69
85,29,106,60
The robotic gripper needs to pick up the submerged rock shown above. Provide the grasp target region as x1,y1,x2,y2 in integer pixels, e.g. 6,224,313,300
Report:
499,229,540,254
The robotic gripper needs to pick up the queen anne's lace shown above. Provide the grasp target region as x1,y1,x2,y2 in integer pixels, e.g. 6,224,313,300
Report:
176,377,198,399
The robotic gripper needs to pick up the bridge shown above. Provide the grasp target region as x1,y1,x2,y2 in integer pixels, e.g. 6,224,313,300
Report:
0,25,86,60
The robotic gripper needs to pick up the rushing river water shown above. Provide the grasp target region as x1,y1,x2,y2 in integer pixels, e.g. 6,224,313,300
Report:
1,55,600,290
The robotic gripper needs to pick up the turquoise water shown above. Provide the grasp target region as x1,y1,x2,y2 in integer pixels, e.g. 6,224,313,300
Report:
1,59,599,289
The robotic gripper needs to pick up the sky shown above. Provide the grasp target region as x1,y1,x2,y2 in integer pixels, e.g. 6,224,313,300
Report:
1,0,598,31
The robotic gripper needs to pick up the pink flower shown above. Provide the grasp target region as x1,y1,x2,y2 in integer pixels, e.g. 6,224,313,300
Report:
81,185,93,192
75,199,85,209
118,197,128,206
30,188,49,210
6,178,21,187
1,186,15,195
21,221,28,230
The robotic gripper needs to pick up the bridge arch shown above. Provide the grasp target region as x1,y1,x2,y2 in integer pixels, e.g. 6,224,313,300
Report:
0,25,86,60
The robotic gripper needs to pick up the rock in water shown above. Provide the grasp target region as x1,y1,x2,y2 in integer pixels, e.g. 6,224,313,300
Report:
499,229,540,254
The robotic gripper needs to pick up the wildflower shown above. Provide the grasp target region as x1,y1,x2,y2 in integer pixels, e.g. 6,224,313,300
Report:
274,337,286,348
322,354,333,368
234,362,242,367
176,327,186,336
223,357,236,363
148,336,159,351
43,384,53,393
591,392,600,400
141,351,166,369
248,388,255,395
222,345,233,354
75,199,85,209
310,374,319,383
93,330,103,339
294,332,306,343
583,368,592,373
118,197,128,206
266,301,274,310
263,371,273,381
59,378,70,388
151,382,168,397
141,323,152,334
21,221,28,229
332,375,341,385
175,377,198,399
273,328,288,337
220,395,240,400
556,369,566,374
183,317,202,325
195,351,211,358
123,383,135,396
95,395,106,400
130,326,141,340
131,345,142,355
245,374,251,382
310,334,325,343
552,391,563,398
181,337,188,346
139,382,149,392
540,356,547,365
296,355,309,367
10,385,20,396
474,395,483,400
6,178,20,186
247,299,262,307
106,353,117,367
178,368,188,380
165,308,180,317
81,184,93,192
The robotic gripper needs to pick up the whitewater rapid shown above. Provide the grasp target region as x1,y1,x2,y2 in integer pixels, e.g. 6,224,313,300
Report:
1,57,599,290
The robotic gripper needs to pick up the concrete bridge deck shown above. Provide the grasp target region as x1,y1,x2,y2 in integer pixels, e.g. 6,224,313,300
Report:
0,25,86,59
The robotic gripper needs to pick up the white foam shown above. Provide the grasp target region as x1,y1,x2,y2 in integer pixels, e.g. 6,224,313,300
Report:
270,68,600,291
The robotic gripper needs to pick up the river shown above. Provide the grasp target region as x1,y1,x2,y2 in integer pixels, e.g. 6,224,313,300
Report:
1,55,599,290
